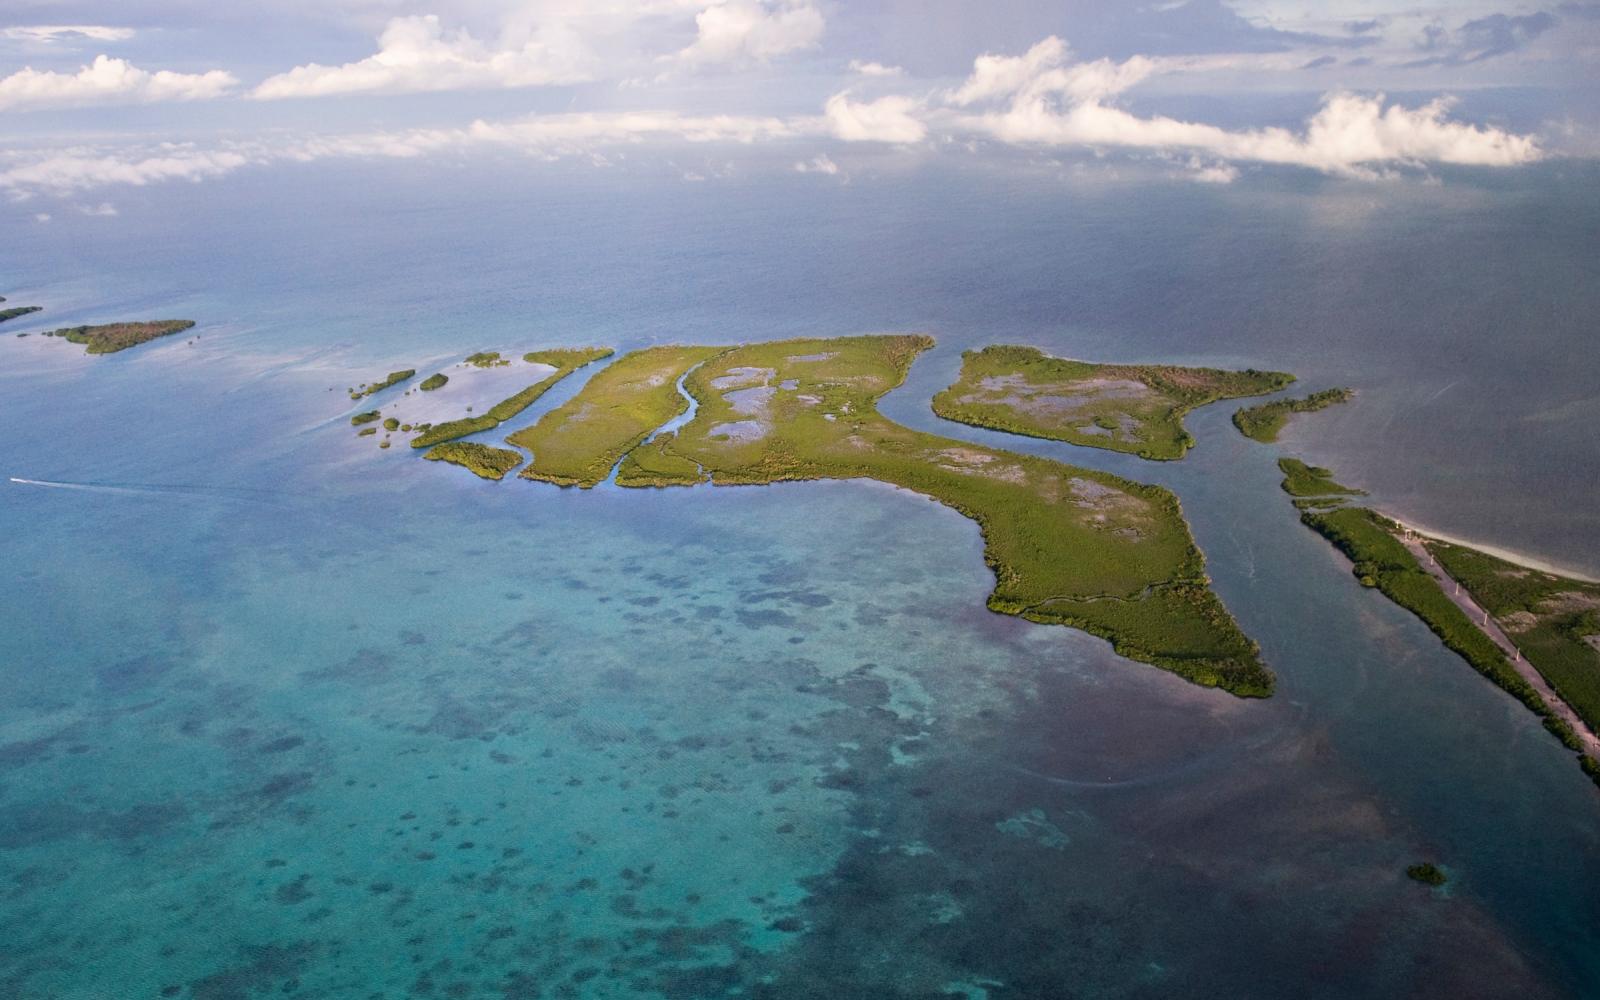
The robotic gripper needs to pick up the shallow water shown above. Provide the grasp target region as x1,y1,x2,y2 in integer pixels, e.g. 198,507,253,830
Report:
2,160,1598,998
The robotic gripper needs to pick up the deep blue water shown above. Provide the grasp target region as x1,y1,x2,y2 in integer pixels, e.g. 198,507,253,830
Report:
2,159,1598,998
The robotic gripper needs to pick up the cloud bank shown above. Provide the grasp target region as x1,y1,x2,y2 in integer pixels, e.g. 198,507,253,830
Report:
825,93,926,143
0,111,810,196
252,14,594,99
0,55,236,112
0,17,1556,194
0,148,249,194
927,37,1542,176
1,25,135,44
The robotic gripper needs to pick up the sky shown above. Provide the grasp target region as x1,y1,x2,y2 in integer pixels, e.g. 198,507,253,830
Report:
1,0,1597,205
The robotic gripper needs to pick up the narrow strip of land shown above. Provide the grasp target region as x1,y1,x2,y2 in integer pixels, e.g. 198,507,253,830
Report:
410,348,613,449
1394,522,1599,757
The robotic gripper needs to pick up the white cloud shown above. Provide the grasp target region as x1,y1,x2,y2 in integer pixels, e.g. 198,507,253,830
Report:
794,153,838,174
0,110,812,197
0,149,249,195
34,212,50,222
0,55,236,112
942,36,1542,175
77,201,118,216
1182,157,1239,184
676,1,824,66
2,25,134,44
252,14,595,99
946,36,1075,106
824,92,926,143
848,59,903,77
462,110,804,149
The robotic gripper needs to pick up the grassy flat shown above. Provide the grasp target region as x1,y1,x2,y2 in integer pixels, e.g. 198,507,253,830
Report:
424,442,524,481
411,348,612,449
1278,458,1365,498
1234,388,1354,443
351,369,415,399
0,305,42,324
44,320,195,354
523,347,617,368
615,335,1271,695
1426,540,1600,734
932,345,1294,460
511,345,729,487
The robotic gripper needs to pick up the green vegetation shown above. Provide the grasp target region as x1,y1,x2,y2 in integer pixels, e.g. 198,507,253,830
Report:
465,351,510,368
1299,505,1594,756
1234,387,1355,443
382,417,400,432
43,320,195,354
1276,450,1597,787
424,442,524,481
1425,540,1600,735
597,336,1270,695
524,347,615,368
357,427,377,437
411,348,612,449
420,373,448,391
351,411,381,426
1406,863,1447,886
511,345,729,488
931,345,1294,460
351,369,415,399
0,306,42,324
1292,497,1345,511
410,412,500,450
1278,458,1365,498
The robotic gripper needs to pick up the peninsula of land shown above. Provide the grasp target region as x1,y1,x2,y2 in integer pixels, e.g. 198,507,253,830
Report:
1275,457,1600,786
496,336,1271,696
1234,388,1354,443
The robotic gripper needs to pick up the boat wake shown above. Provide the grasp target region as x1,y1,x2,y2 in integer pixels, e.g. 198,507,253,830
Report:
8,477,294,506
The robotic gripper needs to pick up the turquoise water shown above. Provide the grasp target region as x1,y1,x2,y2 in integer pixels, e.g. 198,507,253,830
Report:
2,161,1598,997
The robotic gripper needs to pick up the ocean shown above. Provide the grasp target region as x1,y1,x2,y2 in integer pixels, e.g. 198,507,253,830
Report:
2,157,1597,997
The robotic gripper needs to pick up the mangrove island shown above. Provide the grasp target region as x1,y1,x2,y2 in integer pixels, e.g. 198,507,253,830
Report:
1,305,43,324
1234,387,1355,443
931,345,1294,460
42,320,196,355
